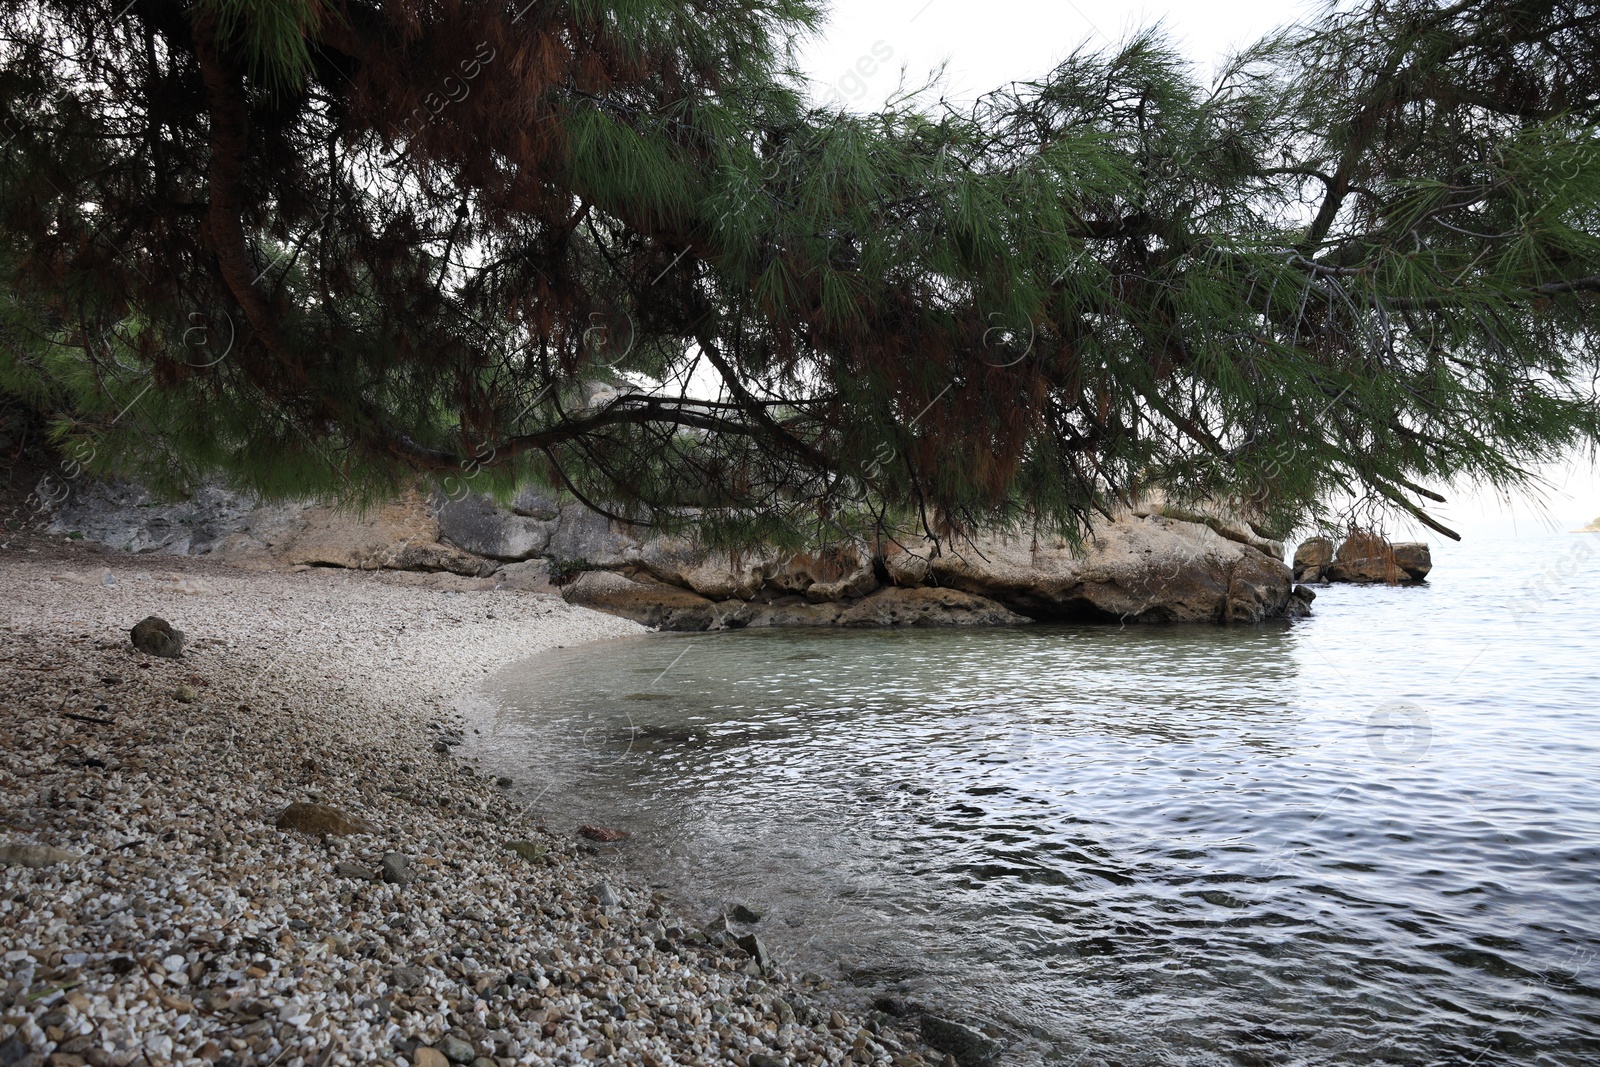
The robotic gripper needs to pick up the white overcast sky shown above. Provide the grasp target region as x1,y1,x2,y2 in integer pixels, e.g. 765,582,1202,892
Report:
788,0,1600,536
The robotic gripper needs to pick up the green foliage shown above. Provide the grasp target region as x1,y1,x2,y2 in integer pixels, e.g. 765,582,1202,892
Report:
0,0,1596,550
546,557,594,585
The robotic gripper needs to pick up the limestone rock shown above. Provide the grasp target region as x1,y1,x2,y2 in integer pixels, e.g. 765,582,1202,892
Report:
1127,493,1286,560
561,571,720,630
278,495,490,576
434,491,554,560
924,515,1295,623
838,587,1028,627
275,802,376,837
543,501,644,568
130,616,185,658
633,537,780,600
1326,533,1431,584
880,541,932,586
1293,537,1335,582
492,559,555,593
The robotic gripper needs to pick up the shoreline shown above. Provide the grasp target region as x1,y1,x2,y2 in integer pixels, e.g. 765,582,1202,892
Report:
0,541,947,1067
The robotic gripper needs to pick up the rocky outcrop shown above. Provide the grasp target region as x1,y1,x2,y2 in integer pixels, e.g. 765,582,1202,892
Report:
909,515,1299,624
1293,532,1431,584
562,572,1029,630
34,477,1306,628
278,495,492,576
1578,515,1600,533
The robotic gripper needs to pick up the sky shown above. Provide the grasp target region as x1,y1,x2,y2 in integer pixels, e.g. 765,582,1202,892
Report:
789,0,1600,537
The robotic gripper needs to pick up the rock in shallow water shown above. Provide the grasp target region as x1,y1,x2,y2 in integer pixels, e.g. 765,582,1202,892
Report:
729,902,763,924
920,1014,1004,1066
577,824,629,842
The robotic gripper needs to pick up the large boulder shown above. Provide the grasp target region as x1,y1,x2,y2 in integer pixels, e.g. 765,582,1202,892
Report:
434,491,555,560
278,494,491,576
923,514,1298,623
561,571,722,630
1325,532,1431,584
1293,536,1335,582
543,500,645,567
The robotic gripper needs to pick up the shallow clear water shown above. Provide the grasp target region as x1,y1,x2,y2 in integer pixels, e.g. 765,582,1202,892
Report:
479,528,1600,1066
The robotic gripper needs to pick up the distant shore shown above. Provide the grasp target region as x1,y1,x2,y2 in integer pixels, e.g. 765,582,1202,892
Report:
0,539,941,1067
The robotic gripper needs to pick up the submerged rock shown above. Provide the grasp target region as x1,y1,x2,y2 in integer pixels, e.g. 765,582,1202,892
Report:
919,1014,1004,1066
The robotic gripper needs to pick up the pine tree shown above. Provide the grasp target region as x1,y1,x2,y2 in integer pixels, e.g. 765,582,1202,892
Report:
1,0,1596,549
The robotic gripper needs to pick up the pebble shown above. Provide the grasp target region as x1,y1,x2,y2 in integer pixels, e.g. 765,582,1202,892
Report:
381,851,417,886
0,552,928,1067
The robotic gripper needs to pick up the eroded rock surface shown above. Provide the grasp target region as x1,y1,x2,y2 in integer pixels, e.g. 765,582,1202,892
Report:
34,477,1304,628
1295,533,1432,585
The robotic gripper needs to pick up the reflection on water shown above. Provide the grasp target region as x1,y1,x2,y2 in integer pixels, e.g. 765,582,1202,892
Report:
480,531,1600,1066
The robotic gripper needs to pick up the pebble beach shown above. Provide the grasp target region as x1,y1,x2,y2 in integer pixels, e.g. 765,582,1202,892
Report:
0,541,948,1067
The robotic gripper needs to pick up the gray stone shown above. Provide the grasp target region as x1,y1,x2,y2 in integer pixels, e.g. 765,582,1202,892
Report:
491,559,553,593
389,966,428,991
729,903,763,924
0,842,84,868
41,478,272,556
434,492,554,561
588,881,620,908
0,1034,30,1066
736,933,773,973
919,1014,1004,1066
130,615,185,658
436,1034,476,1064
543,501,644,568
380,852,417,886
333,861,378,881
